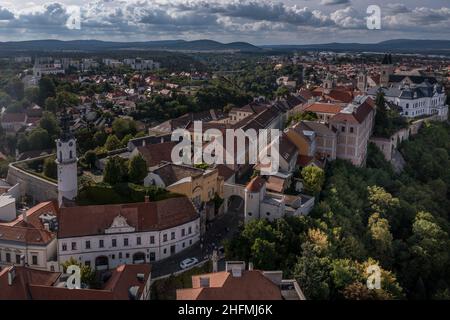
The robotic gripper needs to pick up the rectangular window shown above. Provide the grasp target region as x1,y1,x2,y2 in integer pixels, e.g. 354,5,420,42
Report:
137,237,141,245
112,239,117,247
349,127,354,134
341,126,345,133
150,236,155,244
99,239,104,248
124,238,129,246
119,252,122,259
16,255,21,264
85,241,91,249
71,242,77,250
6,253,11,263
181,229,186,237
32,255,38,265
126,253,130,259
188,227,192,234
62,243,67,251
163,234,168,242
171,232,175,240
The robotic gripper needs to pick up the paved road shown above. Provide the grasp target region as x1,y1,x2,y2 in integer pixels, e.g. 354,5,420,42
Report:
151,204,243,278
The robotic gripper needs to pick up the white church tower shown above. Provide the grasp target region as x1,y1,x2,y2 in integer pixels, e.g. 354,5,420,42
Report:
56,111,78,206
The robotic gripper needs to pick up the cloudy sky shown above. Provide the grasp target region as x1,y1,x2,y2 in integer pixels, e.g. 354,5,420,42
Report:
0,0,449,44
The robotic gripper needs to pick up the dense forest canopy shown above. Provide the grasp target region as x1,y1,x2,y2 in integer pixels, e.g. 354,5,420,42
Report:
225,122,450,300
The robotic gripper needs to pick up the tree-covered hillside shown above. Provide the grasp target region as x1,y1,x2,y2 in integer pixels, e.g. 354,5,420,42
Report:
225,122,450,299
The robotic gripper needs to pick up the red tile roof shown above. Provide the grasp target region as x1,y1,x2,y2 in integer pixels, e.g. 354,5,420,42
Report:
245,176,266,193
136,141,178,167
177,270,283,300
1,113,27,123
302,102,342,115
330,98,375,124
58,197,198,238
0,264,151,300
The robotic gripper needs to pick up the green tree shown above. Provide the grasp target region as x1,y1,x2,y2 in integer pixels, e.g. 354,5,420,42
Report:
112,118,137,139
24,87,40,104
103,156,128,184
104,135,122,151
61,257,96,288
6,78,24,100
43,157,57,180
39,111,60,137
301,165,325,195
93,130,107,147
367,213,393,264
293,242,331,300
38,77,56,104
44,97,58,113
128,154,148,184
275,86,290,98
250,238,278,270
27,128,51,150
84,150,97,169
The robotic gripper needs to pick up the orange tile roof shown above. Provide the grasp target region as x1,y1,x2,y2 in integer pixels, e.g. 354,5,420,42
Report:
245,176,266,193
136,141,178,167
302,102,342,115
177,270,283,300
0,264,151,300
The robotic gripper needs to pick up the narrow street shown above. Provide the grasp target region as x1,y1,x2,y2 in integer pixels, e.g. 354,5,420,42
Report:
151,202,243,278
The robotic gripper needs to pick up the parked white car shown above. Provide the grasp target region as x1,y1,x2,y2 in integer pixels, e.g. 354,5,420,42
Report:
180,257,199,269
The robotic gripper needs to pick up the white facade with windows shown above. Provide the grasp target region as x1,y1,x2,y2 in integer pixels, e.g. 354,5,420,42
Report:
58,216,200,270
0,238,58,271
368,83,448,120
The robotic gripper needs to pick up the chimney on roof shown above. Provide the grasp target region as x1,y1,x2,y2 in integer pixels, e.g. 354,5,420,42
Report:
22,209,28,224
212,250,218,273
137,273,145,283
7,266,16,286
231,267,242,278
199,277,210,288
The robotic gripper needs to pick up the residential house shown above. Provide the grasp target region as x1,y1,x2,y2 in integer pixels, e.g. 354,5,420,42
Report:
177,261,306,300
0,264,151,300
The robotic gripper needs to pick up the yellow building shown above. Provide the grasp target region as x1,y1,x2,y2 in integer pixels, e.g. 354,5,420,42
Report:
144,163,224,208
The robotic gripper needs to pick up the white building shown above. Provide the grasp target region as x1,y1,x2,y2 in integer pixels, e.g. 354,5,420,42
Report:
0,201,59,272
368,82,448,120
56,114,78,206
57,197,200,270
244,176,314,224
123,58,160,71
32,58,65,78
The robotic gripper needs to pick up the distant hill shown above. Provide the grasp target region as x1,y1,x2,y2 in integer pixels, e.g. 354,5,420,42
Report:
264,39,450,54
0,39,262,53
1,38,449,55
